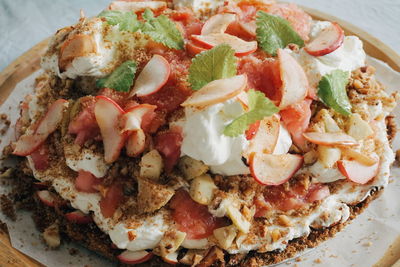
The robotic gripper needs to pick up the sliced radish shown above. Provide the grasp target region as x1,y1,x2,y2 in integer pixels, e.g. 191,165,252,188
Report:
120,104,157,133
126,129,146,157
249,153,303,186
305,22,344,57
201,13,237,35
186,41,207,56
117,250,153,265
37,190,56,207
236,91,249,110
303,132,358,147
191,33,257,56
108,1,166,12
65,210,93,224
337,157,379,184
94,96,126,163
181,75,247,108
277,49,308,109
129,55,171,97
163,251,178,265
244,115,281,157
13,99,68,156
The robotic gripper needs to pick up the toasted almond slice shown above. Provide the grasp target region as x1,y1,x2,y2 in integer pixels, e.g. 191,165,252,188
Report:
181,75,247,108
303,132,358,146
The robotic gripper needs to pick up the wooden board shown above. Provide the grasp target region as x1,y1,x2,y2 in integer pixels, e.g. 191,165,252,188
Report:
0,7,399,267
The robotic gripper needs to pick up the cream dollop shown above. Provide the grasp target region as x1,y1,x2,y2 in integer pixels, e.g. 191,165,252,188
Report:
173,0,225,12
291,21,366,88
181,99,250,176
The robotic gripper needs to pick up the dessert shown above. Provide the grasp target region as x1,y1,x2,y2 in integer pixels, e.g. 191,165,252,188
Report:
2,0,397,266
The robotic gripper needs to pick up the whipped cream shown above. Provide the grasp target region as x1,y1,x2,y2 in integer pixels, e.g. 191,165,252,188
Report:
290,21,366,88
41,18,148,79
181,98,250,176
65,147,110,178
173,0,225,13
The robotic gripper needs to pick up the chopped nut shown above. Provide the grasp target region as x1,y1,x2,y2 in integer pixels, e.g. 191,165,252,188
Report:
277,215,293,227
0,168,13,179
213,225,237,250
226,205,251,233
353,79,364,89
303,150,318,165
189,174,217,205
139,149,163,180
43,222,61,248
178,156,209,180
271,229,281,242
137,178,174,214
159,230,186,256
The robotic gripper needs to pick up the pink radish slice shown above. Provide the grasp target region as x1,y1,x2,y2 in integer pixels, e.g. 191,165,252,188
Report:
117,250,153,265
94,96,127,163
337,157,379,184
305,22,344,57
249,153,303,186
277,49,309,109
13,99,68,156
37,190,56,207
191,33,257,56
303,132,358,146
120,104,157,133
201,13,237,35
126,129,146,157
129,55,171,97
181,75,247,108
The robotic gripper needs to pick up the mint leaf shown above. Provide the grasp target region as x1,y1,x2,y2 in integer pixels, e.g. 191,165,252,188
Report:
97,61,137,92
188,44,237,90
256,11,304,56
317,70,352,116
224,90,279,137
98,10,141,32
141,9,184,50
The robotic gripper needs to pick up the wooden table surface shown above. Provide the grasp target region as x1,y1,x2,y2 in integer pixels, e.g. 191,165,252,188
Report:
0,7,399,267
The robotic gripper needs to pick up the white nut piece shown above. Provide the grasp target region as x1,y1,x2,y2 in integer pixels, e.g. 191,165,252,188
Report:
213,225,238,250
189,174,217,205
43,222,60,248
320,109,341,133
226,205,251,233
159,230,186,257
317,145,341,168
140,149,163,180
178,156,209,180
347,113,374,140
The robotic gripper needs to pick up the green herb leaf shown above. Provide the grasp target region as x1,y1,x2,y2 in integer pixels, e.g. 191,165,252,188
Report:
97,60,137,92
256,11,304,56
317,70,352,116
98,10,141,32
188,44,237,91
224,90,279,137
141,9,184,50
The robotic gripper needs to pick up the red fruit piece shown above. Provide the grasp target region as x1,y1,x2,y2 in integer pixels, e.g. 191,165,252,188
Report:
100,183,124,218
280,98,312,151
30,144,49,171
65,210,93,224
170,190,227,239
75,170,101,193
337,158,379,184
154,128,183,172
